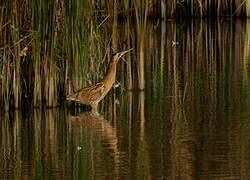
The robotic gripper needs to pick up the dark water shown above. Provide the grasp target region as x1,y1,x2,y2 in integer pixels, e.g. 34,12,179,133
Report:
1,20,250,179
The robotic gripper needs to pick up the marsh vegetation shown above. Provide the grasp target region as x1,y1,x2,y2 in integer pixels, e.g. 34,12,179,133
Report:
1,0,250,110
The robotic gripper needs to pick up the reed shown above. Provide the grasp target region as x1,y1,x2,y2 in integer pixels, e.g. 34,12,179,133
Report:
247,0,250,16
64,0,90,100
0,1,23,110
112,0,118,51
124,16,133,90
31,0,41,108
11,1,21,109
133,0,149,90
33,34,42,107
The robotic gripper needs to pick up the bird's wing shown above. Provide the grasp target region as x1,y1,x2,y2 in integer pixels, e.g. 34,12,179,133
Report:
79,82,105,101
67,82,105,102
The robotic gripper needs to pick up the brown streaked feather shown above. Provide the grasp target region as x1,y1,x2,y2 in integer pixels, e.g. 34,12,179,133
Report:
66,49,132,109
67,82,105,103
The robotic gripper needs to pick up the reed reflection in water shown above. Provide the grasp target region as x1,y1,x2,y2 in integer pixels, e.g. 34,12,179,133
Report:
1,19,250,179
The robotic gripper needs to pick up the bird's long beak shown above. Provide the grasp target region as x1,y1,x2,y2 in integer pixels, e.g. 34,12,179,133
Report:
118,48,133,64
119,48,133,57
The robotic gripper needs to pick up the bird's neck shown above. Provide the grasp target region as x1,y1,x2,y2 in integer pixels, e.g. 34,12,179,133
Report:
103,61,118,88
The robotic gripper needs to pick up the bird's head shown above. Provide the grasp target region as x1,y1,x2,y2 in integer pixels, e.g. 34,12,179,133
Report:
112,48,133,64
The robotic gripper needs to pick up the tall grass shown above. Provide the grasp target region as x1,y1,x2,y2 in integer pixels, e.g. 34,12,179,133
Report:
247,0,250,16
124,16,133,90
133,0,149,90
0,1,25,110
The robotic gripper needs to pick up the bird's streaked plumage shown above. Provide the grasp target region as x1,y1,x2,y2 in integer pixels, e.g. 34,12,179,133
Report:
67,49,132,112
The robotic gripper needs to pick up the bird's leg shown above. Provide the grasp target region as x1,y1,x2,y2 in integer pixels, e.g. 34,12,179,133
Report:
91,102,99,114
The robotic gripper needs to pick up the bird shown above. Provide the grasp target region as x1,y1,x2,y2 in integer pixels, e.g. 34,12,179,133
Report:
67,49,132,112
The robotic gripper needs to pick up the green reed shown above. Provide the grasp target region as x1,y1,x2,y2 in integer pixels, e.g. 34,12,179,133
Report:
64,0,88,93
0,1,24,110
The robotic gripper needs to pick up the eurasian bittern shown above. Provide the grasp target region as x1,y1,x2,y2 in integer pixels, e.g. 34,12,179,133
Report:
67,49,132,111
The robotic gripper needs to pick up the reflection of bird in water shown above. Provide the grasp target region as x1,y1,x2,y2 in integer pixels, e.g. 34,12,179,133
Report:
68,111,120,176
68,112,117,143
67,49,132,112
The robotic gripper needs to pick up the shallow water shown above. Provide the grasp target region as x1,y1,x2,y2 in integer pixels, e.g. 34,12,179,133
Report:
1,20,250,179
